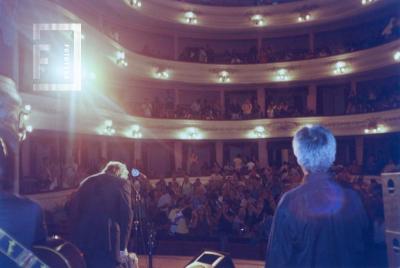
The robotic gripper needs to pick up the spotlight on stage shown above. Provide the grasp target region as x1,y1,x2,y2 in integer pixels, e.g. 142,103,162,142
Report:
131,168,140,177
185,251,235,268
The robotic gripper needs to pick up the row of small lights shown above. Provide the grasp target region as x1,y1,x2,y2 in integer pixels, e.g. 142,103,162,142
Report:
98,123,266,140
21,110,388,140
100,120,143,138
364,121,386,134
128,0,378,27
114,49,400,82
99,121,388,139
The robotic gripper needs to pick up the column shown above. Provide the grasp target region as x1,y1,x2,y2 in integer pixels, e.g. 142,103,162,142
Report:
174,88,180,108
258,140,268,168
134,141,142,163
355,136,364,165
216,141,224,166
173,33,179,60
257,88,266,116
257,36,262,58
100,139,108,159
220,90,225,117
350,80,357,93
307,84,317,113
174,141,183,170
281,149,289,164
308,32,315,53
77,136,83,165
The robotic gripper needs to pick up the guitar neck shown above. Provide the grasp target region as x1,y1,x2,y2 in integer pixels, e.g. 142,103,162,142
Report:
0,228,49,268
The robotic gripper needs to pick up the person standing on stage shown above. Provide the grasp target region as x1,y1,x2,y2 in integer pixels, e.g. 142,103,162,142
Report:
69,161,133,268
0,71,47,267
266,125,369,268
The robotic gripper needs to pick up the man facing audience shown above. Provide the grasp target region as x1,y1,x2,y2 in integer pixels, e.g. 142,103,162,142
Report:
266,125,369,267
69,161,133,268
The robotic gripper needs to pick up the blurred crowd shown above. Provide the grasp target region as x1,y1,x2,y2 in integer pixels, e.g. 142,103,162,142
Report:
345,80,400,114
128,156,389,254
130,97,223,120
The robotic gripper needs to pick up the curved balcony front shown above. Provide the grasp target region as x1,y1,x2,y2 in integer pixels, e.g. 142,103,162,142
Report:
113,0,395,32
19,0,400,88
121,40,400,85
21,93,400,141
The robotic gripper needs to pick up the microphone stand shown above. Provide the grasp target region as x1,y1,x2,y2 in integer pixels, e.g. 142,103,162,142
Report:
146,223,156,268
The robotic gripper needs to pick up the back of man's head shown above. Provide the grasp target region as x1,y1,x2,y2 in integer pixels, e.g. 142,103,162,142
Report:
102,161,129,180
292,124,336,174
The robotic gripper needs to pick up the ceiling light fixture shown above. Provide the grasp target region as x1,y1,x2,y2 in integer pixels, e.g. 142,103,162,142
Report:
218,70,230,83
333,61,350,75
275,68,290,81
253,126,267,138
298,13,311,22
364,122,385,134
129,0,142,8
186,127,201,140
18,104,33,141
102,120,116,136
131,124,142,138
251,14,266,26
116,50,128,67
184,11,198,25
154,69,170,80
361,0,377,5
394,51,400,61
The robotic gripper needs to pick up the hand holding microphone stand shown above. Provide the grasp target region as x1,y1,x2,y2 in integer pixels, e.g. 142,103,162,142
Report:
130,169,156,268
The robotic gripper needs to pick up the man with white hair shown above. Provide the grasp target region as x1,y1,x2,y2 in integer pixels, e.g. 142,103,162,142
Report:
265,125,368,268
69,161,133,268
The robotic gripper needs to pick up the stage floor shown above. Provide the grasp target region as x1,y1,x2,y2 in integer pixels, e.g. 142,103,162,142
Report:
138,255,264,268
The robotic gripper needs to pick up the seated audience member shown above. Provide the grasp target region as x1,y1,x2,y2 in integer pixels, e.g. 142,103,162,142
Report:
69,161,133,268
233,154,243,172
0,84,47,268
182,175,193,197
266,125,369,268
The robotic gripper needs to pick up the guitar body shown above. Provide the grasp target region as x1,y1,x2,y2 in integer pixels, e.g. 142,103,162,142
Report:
33,237,86,268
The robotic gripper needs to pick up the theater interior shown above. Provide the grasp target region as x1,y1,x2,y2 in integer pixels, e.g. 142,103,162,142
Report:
0,0,400,267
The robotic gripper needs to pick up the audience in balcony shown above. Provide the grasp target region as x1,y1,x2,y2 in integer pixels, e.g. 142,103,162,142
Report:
179,46,258,64
345,80,400,114
151,15,400,64
226,97,262,120
134,97,222,120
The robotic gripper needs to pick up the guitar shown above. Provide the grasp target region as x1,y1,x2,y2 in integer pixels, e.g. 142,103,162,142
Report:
33,236,86,268
0,228,86,268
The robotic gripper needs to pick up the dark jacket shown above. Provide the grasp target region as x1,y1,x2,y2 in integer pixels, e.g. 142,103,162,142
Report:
70,173,132,267
0,192,47,268
266,172,369,268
